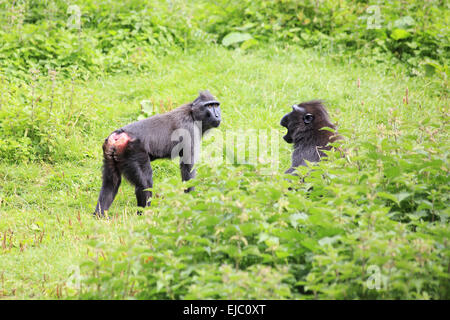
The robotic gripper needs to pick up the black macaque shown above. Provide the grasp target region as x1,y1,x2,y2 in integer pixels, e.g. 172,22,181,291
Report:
280,100,341,174
94,90,221,217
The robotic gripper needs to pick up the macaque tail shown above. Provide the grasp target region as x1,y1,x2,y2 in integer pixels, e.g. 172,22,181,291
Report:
103,130,133,162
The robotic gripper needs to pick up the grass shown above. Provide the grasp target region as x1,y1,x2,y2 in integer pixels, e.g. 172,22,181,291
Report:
0,45,448,299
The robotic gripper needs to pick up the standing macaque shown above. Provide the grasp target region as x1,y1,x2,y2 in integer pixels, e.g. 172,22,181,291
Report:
94,90,221,216
280,100,341,174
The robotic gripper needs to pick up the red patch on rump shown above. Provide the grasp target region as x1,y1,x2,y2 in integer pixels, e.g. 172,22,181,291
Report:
107,132,131,154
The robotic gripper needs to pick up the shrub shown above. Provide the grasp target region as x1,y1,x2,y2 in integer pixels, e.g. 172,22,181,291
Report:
0,1,448,79
77,126,449,299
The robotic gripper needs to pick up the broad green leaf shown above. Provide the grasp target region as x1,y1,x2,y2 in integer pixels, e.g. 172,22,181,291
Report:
222,32,253,46
377,192,399,205
391,29,411,40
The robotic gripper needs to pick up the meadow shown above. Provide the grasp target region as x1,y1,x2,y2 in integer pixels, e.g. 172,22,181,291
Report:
0,0,448,299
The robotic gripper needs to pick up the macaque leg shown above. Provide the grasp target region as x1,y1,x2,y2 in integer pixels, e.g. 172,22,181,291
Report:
180,162,196,193
95,159,122,217
122,151,153,214
94,130,132,217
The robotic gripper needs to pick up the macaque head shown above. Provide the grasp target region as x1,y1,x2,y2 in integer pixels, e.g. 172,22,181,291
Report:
280,100,334,144
191,90,221,129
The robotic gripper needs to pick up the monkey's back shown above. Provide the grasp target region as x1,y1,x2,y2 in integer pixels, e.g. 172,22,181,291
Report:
119,104,193,160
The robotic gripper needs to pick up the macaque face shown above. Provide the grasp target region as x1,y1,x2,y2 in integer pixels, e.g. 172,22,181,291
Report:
280,105,315,143
192,98,221,129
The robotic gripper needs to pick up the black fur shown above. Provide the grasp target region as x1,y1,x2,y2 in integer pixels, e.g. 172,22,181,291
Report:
94,90,221,216
280,100,341,174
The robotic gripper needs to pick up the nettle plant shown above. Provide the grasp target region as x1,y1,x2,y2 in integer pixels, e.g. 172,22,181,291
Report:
0,69,98,163
1,1,448,80
76,123,448,299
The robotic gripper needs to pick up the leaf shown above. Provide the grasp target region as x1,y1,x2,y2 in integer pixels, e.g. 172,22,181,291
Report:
391,29,411,40
240,39,258,50
264,236,279,247
384,165,401,179
258,233,270,243
417,200,432,211
377,191,411,205
319,126,336,133
396,192,411,203
318,236,340,247
290,212,308,228
222,32,253,46
301,239,318,252
243,245,260,256
422,59,441,76
377,192,399,205
275,249,290,259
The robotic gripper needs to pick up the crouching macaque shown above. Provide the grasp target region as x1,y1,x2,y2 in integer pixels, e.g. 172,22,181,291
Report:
94,90,221,216
280,100,341,174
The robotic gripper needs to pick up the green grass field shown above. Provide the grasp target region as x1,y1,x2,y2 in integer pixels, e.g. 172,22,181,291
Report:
0,45,448,299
